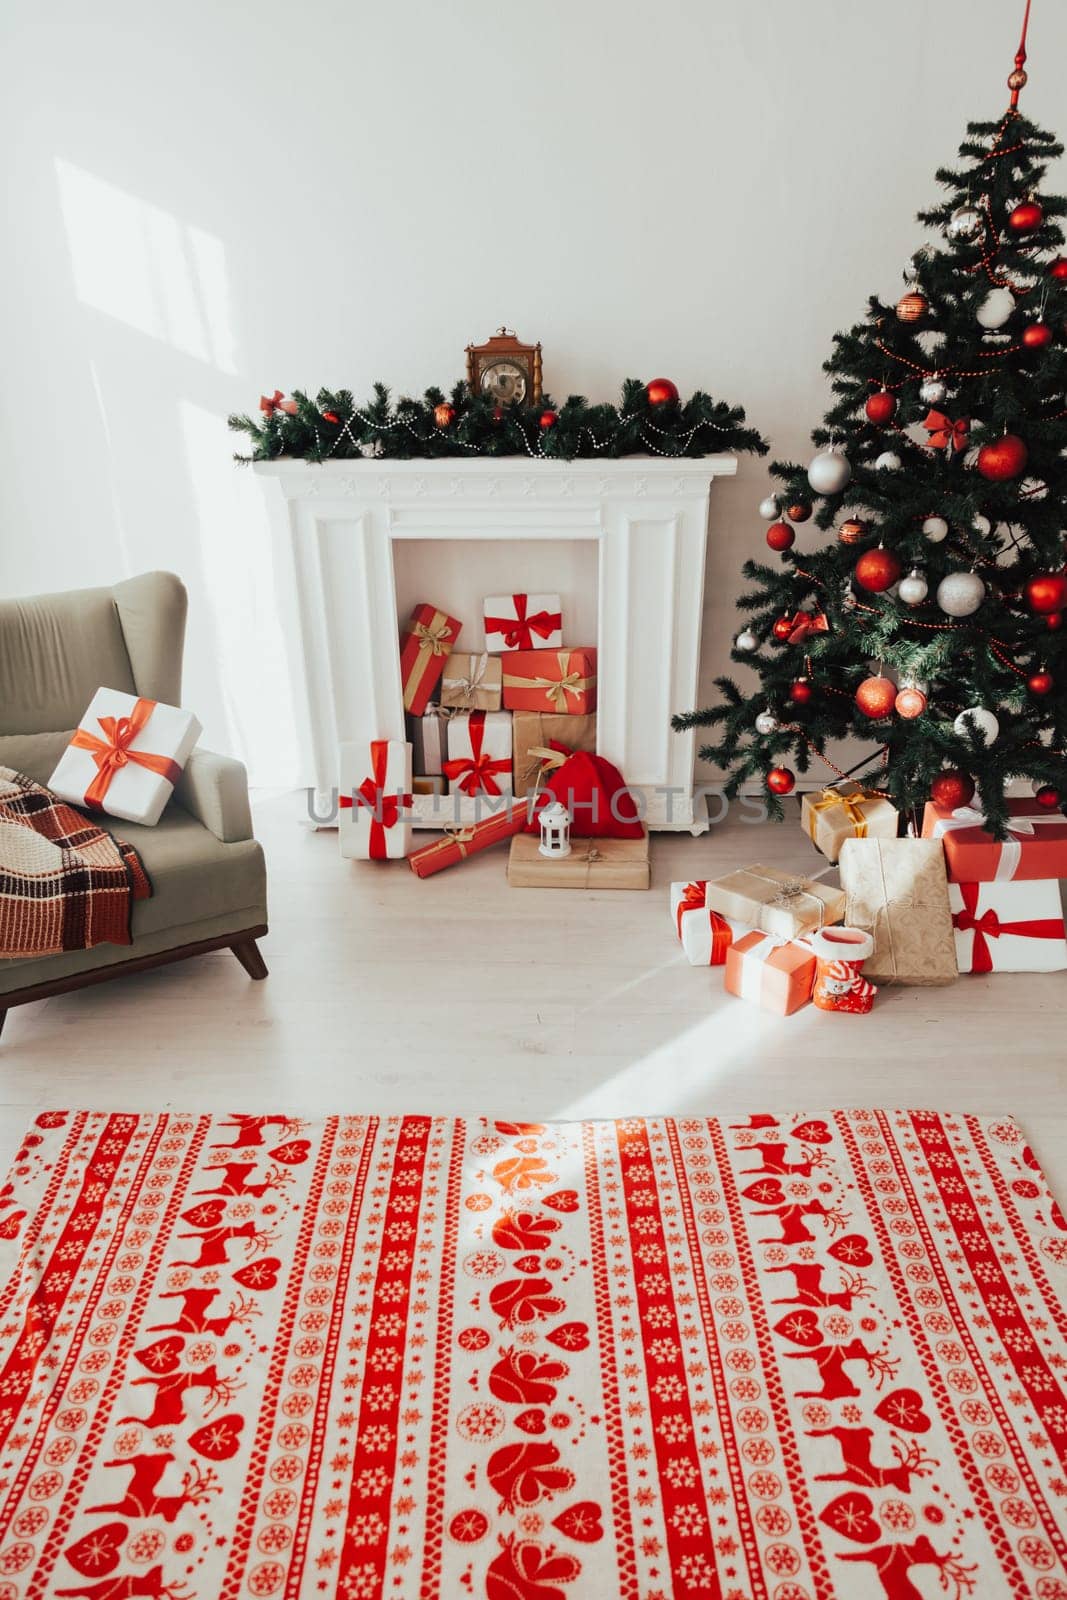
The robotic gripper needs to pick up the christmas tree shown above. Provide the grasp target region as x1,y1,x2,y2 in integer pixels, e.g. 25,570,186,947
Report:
674,14,1067,838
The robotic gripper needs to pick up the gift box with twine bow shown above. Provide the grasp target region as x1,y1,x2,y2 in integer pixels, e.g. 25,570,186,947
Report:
704,863,845,941
507,833,649,889
439,651,503,712
839,836,958,985
801,781,899,865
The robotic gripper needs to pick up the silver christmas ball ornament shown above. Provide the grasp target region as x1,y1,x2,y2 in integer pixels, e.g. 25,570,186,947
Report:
919,377,947,405
758,495,781,520
807,446,852,495
977,287,1015,330
947,204,982,241
875,451,902,472
953,707,999,745
754,710,779,735
937,570,986,617
922,515,949,543
898,568,929,606
735,628,758,653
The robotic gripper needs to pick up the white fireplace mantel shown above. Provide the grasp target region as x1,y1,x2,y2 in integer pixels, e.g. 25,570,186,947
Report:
258,455,737,831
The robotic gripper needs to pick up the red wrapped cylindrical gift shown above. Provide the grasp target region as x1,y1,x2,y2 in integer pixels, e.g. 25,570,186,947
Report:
408,807,527,878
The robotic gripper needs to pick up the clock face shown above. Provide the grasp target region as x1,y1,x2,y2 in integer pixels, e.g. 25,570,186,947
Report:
480,359,527,405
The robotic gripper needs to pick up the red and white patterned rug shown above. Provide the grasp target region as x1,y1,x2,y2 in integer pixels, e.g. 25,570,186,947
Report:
0,1111,1064,1600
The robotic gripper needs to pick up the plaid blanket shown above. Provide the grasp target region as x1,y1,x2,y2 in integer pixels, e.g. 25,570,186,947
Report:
0,767,151,958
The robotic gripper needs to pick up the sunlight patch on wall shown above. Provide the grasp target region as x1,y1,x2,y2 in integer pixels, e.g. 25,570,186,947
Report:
55,160,237,372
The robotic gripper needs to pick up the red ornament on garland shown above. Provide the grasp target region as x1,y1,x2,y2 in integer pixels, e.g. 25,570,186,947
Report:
766,522,796,552
772,615,796,641
1008,199,1043,233
646,378,679,407
931,770,975,809
1022,321,1053,350
788,678,813,704
855,675,897,719
1027,670,1054,696
865,389,897,424
976,433,1028,481
767,767,795,795
1035,785,1062,810
1024,572,1067,614
855,547,903,593
321,410,340,424
1050,257,1067,282
539,409,558,429
894,686,927,719
1046,611,1063,631
434,402,456,428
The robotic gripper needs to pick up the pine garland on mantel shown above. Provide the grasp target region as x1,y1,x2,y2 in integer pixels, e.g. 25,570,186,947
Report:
229,378,768,464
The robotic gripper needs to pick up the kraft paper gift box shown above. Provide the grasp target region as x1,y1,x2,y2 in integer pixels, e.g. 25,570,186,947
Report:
724,932,817,1016
483,593,563,653
949,879,1067,973
704,863,845,941
669,881,748,966
439,651,503,712
502,648,598,715
443,710,513,799
408,809,526,878
339,739,413,861
399,603,462,716
507,834,650,890
801,781,899,865
921,797,1067,883
49,688,201,826
410,704,456,777
512,711,598,794
839,836,958,985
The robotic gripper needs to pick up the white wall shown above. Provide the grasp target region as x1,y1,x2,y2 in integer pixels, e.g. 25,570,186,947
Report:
3,1,1065,784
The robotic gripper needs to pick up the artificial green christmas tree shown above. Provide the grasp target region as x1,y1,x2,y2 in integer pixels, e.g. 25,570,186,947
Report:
675,19,1067,838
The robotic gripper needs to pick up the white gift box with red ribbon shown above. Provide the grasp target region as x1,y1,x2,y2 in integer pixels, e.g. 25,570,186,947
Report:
49,687,201,826
339,740,413,861
669,881,748,966
444,711,513,799
949,879,1067,973
483,594,563,653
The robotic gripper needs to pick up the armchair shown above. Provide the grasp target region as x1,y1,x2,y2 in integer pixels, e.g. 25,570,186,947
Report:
0,572,268,1034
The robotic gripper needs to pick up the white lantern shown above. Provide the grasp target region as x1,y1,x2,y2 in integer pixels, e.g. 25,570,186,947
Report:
538,800,572,859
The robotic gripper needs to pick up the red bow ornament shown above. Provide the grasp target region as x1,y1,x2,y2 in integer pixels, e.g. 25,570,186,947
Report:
923,410,970,453
443,711,512,798
787,610,830,646
339,740,413,860
259,390,298,417
952,882,1064,974
484,594,563,652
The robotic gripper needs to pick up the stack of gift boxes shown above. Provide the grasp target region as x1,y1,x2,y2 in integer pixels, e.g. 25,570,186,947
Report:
669,779,1067,1017
339,592,650,888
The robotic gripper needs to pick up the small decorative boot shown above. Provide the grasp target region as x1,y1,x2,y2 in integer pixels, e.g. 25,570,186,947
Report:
807,927,878,1013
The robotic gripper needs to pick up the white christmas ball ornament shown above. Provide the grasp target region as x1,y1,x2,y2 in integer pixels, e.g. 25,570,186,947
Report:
971,513,992,537
807,446,852,495
937,570,986,617
977,287,1016,330
755,710,779,735
953,707,999,745
947,204,982,241
875,451,902,472
920,377,947,405
735,628,758,652
922,515,949,543
898,568,929,606
758,495,780,520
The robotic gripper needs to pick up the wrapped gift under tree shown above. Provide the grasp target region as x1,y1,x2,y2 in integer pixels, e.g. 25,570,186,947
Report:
483,593,562,653
410,704,456,777
49,687,201,827
801,781,899,865
949,879,1067,973
839,837,957,985
704,863,845,941
669,881,747,966
508,834,649,890
921,797,1067,883
400,603,462,716
724,933,817,1016
408,809,527,878
443,710,513,799
339,739,413,861
502,648,597,715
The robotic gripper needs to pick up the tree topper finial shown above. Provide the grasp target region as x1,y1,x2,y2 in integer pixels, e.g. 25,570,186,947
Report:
1008,0,1032,109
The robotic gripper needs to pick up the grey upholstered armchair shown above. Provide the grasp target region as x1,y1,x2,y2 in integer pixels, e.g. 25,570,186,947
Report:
0,572,268,1034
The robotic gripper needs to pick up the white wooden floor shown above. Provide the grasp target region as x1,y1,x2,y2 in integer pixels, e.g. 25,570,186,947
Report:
2,792,1065,1198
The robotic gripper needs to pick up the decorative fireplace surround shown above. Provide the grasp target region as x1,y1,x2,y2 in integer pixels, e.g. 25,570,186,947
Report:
258,456,737,831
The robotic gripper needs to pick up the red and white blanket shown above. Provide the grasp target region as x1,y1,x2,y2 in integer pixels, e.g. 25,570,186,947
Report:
0,1111,1064,1600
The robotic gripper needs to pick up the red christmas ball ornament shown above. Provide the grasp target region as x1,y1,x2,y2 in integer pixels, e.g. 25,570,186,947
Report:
646,378,679,407
772,615,795,641
788,678,813,705
1035,785,1062,810
1008,198,1044,234
1050,257,1067,282
1022,321,1053,350
1047,612,1064,631
855,547,903,593
976,433,1028,481
766,521,796,552
786,502,812,523
855,675,898,719
766,767,796,796
930,770,975,809
1028,670,1054,696
839,517,868,546
896,292,928,323
894,686,927,719
1024,572,1067,614
538,409,558,430
865,389,897,424
433,402,456,428
321,410,340,424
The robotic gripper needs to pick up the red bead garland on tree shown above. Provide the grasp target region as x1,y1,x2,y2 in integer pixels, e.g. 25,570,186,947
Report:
645,378,679,407
931,770,975,809
766,767,795,795
766,522,796,552
855,547,903,593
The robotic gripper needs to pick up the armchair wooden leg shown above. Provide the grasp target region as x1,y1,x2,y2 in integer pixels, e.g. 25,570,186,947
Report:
230,939,268,980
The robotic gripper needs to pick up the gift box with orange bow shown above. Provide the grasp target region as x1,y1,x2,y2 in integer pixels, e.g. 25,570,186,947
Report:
49,688,201,826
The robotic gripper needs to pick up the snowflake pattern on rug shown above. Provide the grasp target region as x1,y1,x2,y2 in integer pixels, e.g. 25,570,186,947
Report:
0,1110,1064,1599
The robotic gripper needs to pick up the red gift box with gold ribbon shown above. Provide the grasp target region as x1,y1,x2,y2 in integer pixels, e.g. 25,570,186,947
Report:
400,603,462,716
501,648,598,715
